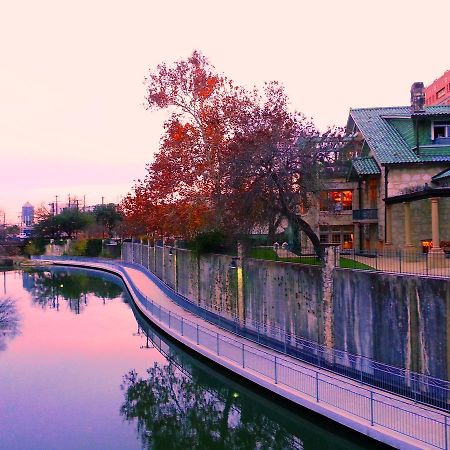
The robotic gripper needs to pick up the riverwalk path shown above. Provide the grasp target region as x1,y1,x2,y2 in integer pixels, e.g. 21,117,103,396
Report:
34,256,450,450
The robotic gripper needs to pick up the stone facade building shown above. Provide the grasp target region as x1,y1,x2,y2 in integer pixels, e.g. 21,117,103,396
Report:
302,90,450,254
345,102,450,253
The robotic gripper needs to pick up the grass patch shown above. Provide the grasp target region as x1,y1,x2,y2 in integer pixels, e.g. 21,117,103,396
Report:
249,247,374,269
339,258,374,270
249,247,278,260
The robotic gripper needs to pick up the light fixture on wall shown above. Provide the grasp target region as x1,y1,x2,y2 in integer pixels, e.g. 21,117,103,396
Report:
229,257,239,269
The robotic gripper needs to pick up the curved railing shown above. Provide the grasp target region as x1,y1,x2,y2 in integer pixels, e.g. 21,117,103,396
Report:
32,255,450,449
123,243,450,413
33,254,450,412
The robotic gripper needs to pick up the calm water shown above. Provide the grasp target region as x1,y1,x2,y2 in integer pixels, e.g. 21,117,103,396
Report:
0,267,385,450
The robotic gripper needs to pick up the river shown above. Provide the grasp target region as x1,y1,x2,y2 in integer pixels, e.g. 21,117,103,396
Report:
0,267,387,449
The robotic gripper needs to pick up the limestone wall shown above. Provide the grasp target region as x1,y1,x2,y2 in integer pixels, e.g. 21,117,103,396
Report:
388,165,448,197
124,242,450,379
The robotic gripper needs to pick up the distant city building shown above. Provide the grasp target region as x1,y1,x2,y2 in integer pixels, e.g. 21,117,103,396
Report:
21,202,34,226
425,69,450,106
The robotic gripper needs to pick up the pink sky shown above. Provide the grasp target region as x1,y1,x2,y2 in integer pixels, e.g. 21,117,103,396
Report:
0,0,449,222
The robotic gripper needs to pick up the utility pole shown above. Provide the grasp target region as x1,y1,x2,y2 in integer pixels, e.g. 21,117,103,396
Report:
55,195,58,215
83,195,86,212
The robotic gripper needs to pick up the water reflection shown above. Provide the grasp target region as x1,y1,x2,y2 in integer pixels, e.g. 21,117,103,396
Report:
121,362,304,450
0,296,20,351
22,268,124,313
121,307,375,450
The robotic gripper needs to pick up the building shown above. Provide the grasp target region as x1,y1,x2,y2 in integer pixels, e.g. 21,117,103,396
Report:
302,84,450,254
346,86,450,253
21,202,34,226
425,69,450,106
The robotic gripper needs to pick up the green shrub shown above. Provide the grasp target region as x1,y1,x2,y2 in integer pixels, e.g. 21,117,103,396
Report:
188,231,233,256
70,240,87,256
24,240,44,256
85,239,103,257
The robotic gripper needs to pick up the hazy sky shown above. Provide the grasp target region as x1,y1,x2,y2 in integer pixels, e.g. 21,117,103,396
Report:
1,0,449,223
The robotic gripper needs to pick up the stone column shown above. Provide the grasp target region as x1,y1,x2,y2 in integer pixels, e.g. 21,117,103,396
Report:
320,244,338,356
173,240,178,292
430,197,444,256
153,238,157,273
236,242,245,324
403,202,413,249
162,238,166,282
385,205,392,246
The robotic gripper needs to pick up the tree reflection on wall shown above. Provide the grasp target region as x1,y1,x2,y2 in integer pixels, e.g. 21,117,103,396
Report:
22,268,124,314
0,297,20,351
120,361,304,450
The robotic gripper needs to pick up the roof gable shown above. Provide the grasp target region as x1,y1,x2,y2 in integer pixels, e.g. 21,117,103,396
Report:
349,106,450,164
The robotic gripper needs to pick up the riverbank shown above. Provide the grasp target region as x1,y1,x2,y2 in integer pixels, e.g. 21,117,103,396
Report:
34,256,450,450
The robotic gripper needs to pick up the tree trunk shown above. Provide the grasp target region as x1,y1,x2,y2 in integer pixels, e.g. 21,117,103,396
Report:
286,211,323,260
267,214,281,244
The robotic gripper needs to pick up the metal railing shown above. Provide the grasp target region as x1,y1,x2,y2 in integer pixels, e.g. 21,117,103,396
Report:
352,208,378,221
35,252,450,413
338,248,450,277
252,243,450,278
32,254,450,448
119,245,450,411
133,282,450,449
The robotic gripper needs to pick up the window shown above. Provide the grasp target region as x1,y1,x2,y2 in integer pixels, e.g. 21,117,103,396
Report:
320,190,353,212
318,225,354,248
433,121,450,140
437,88,446,99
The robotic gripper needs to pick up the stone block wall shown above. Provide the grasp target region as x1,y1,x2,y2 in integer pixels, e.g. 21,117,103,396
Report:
388,165,447,197
124,242,450,379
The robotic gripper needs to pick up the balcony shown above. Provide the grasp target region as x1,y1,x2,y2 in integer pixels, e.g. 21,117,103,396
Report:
352,208,378,222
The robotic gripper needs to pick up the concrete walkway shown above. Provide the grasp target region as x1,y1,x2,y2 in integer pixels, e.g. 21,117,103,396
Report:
39,257,450,450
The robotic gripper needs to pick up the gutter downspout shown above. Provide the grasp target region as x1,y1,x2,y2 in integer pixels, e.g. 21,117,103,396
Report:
384,166,389,243
358,176,363,251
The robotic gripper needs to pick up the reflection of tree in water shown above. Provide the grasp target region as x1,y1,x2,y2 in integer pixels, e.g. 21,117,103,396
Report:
121,361,303,450
23,269,124,314
0,297,20,351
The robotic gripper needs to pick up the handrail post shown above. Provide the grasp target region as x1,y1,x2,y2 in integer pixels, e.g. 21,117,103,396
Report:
316,371,319,402
370,391,374,426
242,343,245,368
274,356,278,384
216,333,219,355
168,310,171,328
445,414,448,450
181,317,184,336
196,324,199,345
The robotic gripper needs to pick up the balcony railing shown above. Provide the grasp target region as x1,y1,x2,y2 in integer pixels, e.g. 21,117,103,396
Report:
352,208,378,221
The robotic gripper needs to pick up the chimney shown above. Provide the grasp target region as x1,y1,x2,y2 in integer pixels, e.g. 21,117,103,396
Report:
410,82,425,113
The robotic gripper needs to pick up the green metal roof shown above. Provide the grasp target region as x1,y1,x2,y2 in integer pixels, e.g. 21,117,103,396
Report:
432,168,450,182
350,156,381,176
349,106,450,164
